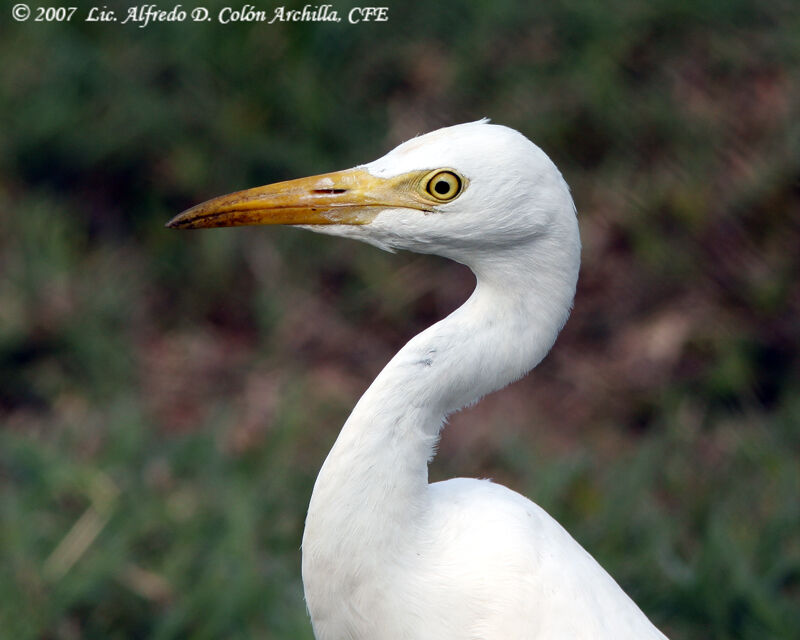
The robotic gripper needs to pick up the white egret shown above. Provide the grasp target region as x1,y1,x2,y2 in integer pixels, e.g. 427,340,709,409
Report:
168,121,667,639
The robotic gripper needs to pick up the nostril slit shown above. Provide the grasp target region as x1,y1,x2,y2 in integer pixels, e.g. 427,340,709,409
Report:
312,189,347,194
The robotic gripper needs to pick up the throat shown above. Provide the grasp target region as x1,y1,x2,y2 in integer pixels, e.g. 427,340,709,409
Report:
300,379,439,631
302,377,440,560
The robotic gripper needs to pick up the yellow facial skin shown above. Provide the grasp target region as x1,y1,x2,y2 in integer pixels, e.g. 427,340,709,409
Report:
166,168,466,229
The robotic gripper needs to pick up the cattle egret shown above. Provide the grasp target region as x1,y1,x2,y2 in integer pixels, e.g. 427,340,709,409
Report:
168,121,667,639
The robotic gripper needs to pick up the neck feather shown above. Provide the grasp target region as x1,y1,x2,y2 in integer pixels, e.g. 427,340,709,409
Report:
302,233,579,582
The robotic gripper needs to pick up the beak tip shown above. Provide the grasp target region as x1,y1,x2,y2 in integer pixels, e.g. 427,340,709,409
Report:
165,211,192,229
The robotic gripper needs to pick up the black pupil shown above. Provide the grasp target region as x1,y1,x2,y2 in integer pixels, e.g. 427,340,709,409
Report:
434,179,451,195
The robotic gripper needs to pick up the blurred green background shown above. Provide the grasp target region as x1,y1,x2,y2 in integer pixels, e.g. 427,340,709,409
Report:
1,0,799,638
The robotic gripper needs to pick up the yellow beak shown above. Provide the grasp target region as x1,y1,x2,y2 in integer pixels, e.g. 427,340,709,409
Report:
166,168,436,230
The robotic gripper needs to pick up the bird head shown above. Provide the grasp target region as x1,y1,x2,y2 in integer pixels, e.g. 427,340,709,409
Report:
167,121,578,269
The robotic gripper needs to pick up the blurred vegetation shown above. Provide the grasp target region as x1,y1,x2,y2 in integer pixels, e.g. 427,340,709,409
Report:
1,0,799,638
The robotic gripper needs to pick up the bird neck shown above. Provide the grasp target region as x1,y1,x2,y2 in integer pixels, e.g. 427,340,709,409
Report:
303,232,579,571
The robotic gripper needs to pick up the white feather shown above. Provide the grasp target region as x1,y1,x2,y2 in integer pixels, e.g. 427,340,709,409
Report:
300,122,667,639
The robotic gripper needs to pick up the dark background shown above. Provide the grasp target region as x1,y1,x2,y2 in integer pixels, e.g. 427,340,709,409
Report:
1,1,798,638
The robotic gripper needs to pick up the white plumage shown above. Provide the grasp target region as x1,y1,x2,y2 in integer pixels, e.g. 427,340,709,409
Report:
169,121,667,639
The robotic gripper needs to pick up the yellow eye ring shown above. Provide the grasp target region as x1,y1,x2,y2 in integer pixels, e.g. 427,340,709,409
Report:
424,170,463,202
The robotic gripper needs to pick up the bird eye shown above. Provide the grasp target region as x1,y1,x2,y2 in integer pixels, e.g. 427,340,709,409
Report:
424,170,463,202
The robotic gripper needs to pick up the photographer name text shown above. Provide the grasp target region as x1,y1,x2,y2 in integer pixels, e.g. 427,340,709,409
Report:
11,4,389,26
